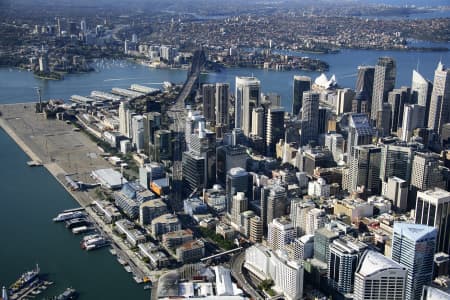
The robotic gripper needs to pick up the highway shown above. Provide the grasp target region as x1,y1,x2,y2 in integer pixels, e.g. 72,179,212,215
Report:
230,251,264,300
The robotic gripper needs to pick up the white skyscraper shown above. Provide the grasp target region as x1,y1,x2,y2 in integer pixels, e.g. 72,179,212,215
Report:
119,101,130,137
428,62,450,134
131,115,144,151
305,208,326,235
290,199,315,236
411,69,432,126
354,250,407,300
371,57,396,123
235,77,260,136
268,217,295,251
401,104,425,141
392,223,437,300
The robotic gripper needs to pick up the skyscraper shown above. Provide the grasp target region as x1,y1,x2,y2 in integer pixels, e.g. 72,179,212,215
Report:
379,144,414,184
355,65,375,110
415,188,450,254
314,227,339,263
268,217,295,251
235,77,260,136
266,106,285,156
143,112,161,156
348,145,381,196
346,113,373,160
290,199,315,236
292,75,311,116
354,250,407,300
202,84,216,123
328,237,368,294
131,115,144,151
215,83,230,127
371,57,396,124
388,87,411,134
411,69,432,126
410,152,445,192
119,101,130,137
226,167,249,214
392,223,437,300
215,144,248,185
301,91,319,146
401,104,425,142
182,151,206,196
152,130,172,162
336,88,356,115
427,62,450,135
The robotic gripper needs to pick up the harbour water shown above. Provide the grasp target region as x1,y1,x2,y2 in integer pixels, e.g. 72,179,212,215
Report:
0,129,150,299
1,47,449,110
0,47,449,298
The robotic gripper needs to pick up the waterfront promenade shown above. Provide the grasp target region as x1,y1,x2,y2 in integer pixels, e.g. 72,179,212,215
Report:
0,103,162,298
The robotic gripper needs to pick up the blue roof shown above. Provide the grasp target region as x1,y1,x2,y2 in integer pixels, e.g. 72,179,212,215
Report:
393,222,437,242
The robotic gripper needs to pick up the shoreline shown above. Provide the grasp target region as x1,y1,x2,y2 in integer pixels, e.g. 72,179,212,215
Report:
0,105,158,299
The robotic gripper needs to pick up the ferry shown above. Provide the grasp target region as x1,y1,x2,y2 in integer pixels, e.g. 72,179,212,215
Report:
72,226,93,234
56,287,78,300
9,264,40,294
65,218,89,229
53,211,85,222
82,236,109,250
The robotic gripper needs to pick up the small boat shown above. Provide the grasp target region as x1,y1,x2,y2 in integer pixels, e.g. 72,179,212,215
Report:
143,285,151,290
56,287,78,300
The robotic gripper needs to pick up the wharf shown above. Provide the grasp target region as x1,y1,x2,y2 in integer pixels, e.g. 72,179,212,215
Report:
0,103,162,299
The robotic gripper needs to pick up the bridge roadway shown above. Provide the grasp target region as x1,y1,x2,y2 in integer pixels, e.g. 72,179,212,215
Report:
167,50,205,206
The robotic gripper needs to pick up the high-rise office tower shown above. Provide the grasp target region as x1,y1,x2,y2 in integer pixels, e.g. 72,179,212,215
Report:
290,199,315,236
376,102,392,137
371,57,396,124
411,152,445,192
401,104,425,142
305,208,326,235
131,115,144,151
251,107,265,137
266,106,285,157
428,62,450,135
182,151,206,196
268,217,295,251
318,107,331,135
185,110,204,151
216,144,248,185
292,75,311,116
352,91,370,114
80,19,87,33
261,184,287,230
235,77,260,136
231,192,248,228
301,91,319,146
336,88,356,115
215,83,230,127
314,227,339,263
415,188,450,254
346,113,373,160
328,237,368,294
119,101,130,137
202,84,216,123
392,223,437,300
388,87,411,134
143,112,161,156
226,167,249,214
354,250,407,300
152,130,172,162
355,65,375,111
348,145,381,196
411,69,433,126
384,176,409,212
379,144,414,184
190,124,216,187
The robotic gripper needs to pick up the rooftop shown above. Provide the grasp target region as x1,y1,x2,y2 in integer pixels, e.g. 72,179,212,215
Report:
357,250,406,277
393,222,437,242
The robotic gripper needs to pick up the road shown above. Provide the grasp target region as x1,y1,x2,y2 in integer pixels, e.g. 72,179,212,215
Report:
230,251,264,300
